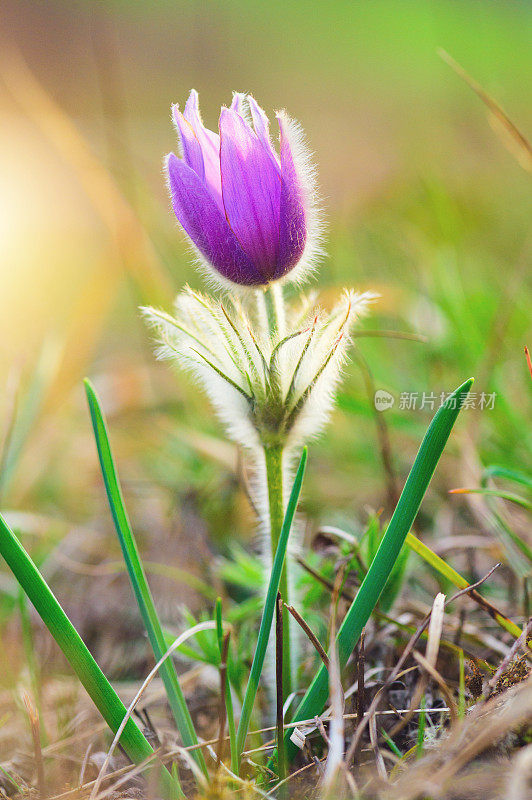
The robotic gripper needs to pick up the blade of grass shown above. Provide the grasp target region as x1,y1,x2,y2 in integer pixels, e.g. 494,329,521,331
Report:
449,487,532,512
416,695,426,758
439,49,532,173
0,514,179,798
482,465,532,491
0,765,23,795
84,379,207,779
236,447,307,770
282,378,473,763
477,467,532,573
381,729,402,758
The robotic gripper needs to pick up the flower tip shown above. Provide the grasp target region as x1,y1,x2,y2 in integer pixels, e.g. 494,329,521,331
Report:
165,151,178,169
230,91,247,113
171,103,182,122
219,105,233,120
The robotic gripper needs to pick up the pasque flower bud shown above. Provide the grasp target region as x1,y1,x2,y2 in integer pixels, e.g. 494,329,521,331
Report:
167,90,321,287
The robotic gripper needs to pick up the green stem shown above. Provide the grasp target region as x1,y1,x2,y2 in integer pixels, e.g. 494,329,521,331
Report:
264,444,291,698
263,283,285,339
235,449,307,771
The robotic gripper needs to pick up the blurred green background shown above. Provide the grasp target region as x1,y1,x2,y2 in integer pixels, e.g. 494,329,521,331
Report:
0,0,530,590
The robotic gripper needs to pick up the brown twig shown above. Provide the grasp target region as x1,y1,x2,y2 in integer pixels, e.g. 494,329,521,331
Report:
295,556,354,603
316,716,331,746
285,603,330,669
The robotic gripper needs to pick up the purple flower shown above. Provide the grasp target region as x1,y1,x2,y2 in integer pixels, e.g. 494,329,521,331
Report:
166,90,319,287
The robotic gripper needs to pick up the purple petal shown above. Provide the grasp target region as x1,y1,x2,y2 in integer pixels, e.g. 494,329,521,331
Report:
166,153,265,285
219,107,281,277
183,90,224,213
275,114,307,279
172,105,204,181
248,96,280,174
230,91,246,116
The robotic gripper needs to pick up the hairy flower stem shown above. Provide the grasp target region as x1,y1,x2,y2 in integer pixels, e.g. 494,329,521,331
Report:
263,282,286,338
264,443,291,698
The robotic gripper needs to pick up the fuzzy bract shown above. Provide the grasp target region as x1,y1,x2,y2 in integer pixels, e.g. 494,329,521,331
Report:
143,289,375,454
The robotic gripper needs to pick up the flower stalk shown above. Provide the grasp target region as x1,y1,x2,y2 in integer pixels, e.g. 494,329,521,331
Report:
263,282,286,338
264,442,291,695
235,449,307,770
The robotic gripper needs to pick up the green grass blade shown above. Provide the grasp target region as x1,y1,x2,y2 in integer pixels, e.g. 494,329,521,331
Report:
283,378,473,762
0,764,24,794
406,531,473,589
475,467,532,573
450,487,532,512
482,465,532,491
0,514,179,798
236,447,307,769
416,694,426,758
84,379,207,779
381,729,402,759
